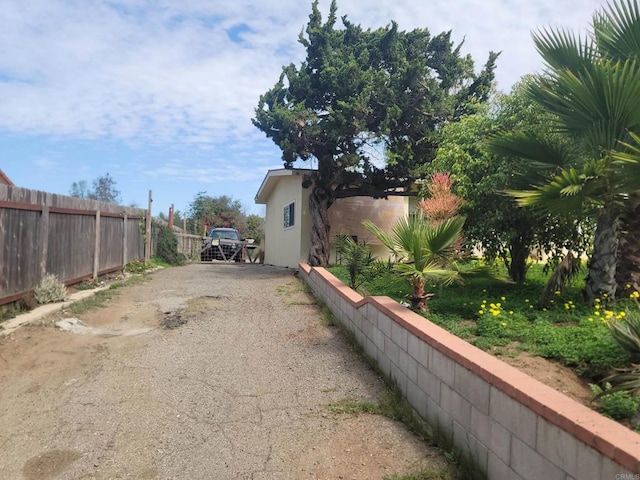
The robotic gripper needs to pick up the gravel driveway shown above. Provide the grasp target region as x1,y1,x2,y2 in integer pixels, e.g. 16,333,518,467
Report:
0,263,448,479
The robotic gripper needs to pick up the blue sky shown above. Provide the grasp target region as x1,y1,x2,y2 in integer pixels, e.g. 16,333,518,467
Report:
1,0,606,218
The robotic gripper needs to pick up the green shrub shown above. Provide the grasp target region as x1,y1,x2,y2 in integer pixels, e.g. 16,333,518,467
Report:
154,224,183,266
336,235,376,290
590,383,640,421
125,259,151,274
34,273,68,304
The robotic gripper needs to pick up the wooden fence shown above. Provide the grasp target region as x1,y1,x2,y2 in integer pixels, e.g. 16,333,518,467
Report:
176,232,206,259
0,184,147,306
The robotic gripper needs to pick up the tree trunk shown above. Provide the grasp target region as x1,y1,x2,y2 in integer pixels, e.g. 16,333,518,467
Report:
307,184,333,267
584,206,620,304
616,192,640,292
411,280,427,311
508,234,531,284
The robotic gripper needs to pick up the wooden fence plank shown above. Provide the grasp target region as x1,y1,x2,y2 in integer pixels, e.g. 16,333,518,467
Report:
0,185,148,306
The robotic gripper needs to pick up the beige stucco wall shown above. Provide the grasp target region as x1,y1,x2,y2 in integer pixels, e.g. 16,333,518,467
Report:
263,175,306,268
327,195,410,263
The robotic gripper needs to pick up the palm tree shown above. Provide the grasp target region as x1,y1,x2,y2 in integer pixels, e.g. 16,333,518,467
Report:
613,134,640,291
364,214,464,311
488,0,640,303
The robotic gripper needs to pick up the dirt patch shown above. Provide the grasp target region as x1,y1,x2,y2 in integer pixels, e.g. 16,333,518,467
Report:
289,414,449,479
23,449,82,480
494,350,593,405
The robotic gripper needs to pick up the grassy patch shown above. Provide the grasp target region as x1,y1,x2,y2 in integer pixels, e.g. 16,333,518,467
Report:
69,275,148,316
385,469,453,480
0,302,29,324
329,262,630,381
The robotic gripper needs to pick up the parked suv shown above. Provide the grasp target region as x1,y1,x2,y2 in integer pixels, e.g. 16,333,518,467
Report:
200,228,246,262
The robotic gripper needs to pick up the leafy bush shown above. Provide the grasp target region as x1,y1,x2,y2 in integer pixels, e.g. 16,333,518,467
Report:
125,259,151,274
34,273,68,304
590,383,640,421
154,224,183,266
336,235,375,290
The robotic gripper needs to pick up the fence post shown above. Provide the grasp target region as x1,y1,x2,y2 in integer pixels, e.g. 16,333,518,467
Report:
39,193,51,279
145,190,152,262
123,214,128,267
182,217,187,255
94,210,101,279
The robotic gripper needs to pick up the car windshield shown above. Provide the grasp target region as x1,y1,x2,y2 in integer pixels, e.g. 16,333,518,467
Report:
209,230,239,240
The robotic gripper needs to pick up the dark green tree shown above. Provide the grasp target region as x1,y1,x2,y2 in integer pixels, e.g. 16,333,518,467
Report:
432,78,590,283
153,222,183,265
253,0,497,266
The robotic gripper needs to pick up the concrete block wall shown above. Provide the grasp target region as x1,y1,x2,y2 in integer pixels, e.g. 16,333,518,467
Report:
299,263,640,479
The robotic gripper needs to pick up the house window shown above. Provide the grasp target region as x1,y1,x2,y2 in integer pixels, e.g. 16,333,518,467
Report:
283,202,295,229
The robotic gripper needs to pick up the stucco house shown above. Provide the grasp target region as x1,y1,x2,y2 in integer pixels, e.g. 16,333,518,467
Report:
255,168,417,268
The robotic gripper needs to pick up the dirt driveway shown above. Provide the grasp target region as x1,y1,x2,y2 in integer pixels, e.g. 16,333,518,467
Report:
0,263,450,480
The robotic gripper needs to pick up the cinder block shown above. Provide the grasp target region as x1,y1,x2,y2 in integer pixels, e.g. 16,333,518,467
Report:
454,364,491,414
489,387,537,448
377,350,391,377
377,311,393,338
353,327,364,347
351,310,363,331
453,419,471,451
429,349,455,387
427,397,452,435
362,314,374,341
407,333,429,368
510,436,565,480
454,363,490,415
391,320,408,350
601,455,633,478
390,365,408,394
365,338,378,362
470,406,491,446
417,364,440,401
384,335,400,366
488,452,524,480
466,431,489,474
398,348,418,384
406,378,427,418
440,383,472,429
373,326,386,351
490,419,511,464
536,418,579,473
570,442,603,480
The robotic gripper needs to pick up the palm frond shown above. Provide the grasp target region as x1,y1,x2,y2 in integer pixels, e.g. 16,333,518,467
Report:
363,219,398,257
486,131,576,171
393,262,460,286
530,59,640,153
594,0,640,62
611,132,640,191
421,216,466,262
532,27,596,73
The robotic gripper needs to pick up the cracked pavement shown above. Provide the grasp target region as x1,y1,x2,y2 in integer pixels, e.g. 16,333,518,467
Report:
0,263,447,479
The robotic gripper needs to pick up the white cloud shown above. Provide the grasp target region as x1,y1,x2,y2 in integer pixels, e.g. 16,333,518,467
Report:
0,0,608,149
